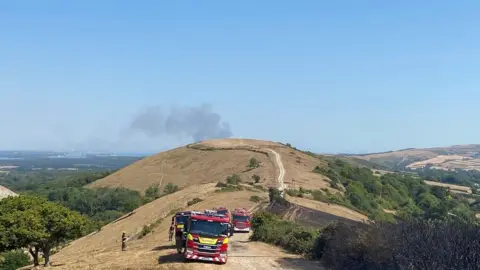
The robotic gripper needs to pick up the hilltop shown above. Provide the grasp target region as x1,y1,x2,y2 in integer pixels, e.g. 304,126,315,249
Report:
353,144,480,171
88,138,338,195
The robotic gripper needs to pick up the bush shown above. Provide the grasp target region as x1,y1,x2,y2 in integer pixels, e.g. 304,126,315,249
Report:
253,185,267,191
226,174,242,185
216,185,244,193
139,225,152,239
268,187,289,206
163,183,179,194
252,215,480,269
252,174,261,183
250,212,317,258
145,183,161,199
248,158,260,168
216,182,228,188
187,198,203,206
250,195,262,203
0,250,30,270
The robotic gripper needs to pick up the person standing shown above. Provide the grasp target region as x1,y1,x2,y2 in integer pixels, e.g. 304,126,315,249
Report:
169,222,174,241
121,232,127,251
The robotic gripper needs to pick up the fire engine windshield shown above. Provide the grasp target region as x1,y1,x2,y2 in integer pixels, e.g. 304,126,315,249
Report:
216,209,228,215
189,219,229,237
233,215,249,222
175,215,189,224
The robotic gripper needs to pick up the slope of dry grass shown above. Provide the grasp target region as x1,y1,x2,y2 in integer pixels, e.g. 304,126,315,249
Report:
0,185,18,200
42,138,365,269
88,138,336,194
355,144,480,171
424,180,472,194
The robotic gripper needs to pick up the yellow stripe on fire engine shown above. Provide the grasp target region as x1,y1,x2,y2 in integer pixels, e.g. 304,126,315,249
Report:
176,224,184,229
198,237,217,245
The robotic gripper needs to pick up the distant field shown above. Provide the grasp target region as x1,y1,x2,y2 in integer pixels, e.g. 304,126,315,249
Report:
424,180,472,194
0,154,142,172
406,155,480,171
353,144,480,171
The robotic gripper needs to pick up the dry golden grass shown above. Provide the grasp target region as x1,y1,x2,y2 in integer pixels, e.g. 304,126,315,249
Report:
355,149,438,160
49,189,322,269
285,194,368,223
424,180,472,194
41,138,363,269
88,138,336,194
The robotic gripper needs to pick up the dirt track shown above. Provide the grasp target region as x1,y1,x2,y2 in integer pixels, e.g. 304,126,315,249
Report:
267,149,287,192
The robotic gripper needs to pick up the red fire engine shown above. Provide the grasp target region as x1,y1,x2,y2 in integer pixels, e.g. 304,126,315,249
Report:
184,211,231,264
232,208,252,232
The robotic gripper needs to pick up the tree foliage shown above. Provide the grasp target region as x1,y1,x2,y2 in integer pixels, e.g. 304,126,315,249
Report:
0,196,90,266
251,211,480,269
312,159,475,222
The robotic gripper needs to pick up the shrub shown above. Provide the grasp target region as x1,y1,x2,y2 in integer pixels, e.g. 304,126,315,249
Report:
252,217,480,270
0,250,30,270
216,182,228,188
187,198,203,206
252,174,261,183
226,174,242,185
216,185,244,192
248,158,260,168
253,185,267,191
268,187,289,206
163,183,179,194
145,183,161,199
139,225,152,239
250,195,262,203
250,212,317,258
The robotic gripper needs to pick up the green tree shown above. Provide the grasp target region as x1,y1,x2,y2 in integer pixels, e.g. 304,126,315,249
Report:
163,183,179,194
0,196,90,267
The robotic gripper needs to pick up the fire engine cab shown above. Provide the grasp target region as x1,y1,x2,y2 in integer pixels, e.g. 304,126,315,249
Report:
184,210,231,264
232,208,252,232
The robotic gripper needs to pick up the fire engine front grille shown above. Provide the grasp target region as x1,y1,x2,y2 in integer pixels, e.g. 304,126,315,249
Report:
196,244,220,254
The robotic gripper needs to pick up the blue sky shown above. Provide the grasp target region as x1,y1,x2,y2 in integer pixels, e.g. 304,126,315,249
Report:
1,1,479,154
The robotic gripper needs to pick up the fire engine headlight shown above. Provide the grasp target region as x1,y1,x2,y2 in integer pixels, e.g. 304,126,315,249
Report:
219,252,227,257
186,248,193,253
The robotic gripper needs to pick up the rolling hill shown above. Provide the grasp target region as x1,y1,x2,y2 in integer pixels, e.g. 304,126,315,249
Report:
353,144,480,171
88,138,339,195
45,138,365,269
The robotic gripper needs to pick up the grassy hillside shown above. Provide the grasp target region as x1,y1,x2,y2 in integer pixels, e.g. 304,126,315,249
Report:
286,158,477,223
354,144,480,171
88,138,342,195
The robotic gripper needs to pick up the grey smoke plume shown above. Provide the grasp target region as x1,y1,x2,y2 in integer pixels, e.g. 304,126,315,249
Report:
128,104,233,142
